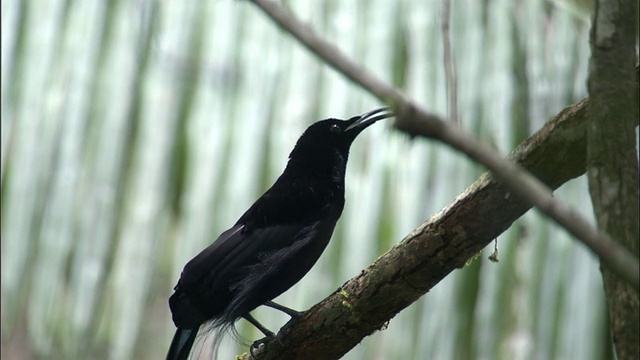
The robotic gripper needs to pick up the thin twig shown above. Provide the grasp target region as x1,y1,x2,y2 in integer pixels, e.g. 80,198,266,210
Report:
249,0,639,288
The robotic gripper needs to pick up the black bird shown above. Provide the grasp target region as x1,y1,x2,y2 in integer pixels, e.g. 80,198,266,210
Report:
166,108,394,360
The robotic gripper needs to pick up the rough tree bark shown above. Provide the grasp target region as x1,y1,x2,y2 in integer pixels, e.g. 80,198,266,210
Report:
587,0,639,359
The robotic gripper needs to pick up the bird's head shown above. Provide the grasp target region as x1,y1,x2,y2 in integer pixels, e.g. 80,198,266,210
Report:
287,108,394,176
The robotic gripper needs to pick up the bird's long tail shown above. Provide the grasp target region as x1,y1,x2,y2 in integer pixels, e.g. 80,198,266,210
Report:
166,328,198,360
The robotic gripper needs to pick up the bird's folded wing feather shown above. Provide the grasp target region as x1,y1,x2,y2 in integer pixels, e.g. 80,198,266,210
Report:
178,223,313,291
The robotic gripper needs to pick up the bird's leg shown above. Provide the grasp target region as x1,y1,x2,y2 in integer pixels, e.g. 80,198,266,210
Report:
244,314,276,359
263,301,305,347
244,303,302,356
243,314,275,338
264,300,303,318
245,303,303,358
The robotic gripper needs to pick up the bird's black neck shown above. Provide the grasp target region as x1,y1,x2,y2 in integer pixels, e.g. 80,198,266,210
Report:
285,148,348,185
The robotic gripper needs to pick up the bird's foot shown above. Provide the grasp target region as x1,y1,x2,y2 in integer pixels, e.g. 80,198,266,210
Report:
249,335,274,359
249,323,297,358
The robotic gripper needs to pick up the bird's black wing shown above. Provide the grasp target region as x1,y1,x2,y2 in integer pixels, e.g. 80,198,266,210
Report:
170,182,340,327
179,222,311,290
170,217,320,327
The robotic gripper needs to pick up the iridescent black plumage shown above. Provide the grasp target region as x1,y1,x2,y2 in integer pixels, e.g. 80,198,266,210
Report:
166,108,393,360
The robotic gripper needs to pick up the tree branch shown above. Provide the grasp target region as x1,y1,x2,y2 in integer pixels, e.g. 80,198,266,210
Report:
248,0,639,290
587,0,639,358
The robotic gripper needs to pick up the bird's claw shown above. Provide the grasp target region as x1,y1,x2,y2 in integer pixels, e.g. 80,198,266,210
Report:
274,330,286,347
249,327,294,359
249,336,273,359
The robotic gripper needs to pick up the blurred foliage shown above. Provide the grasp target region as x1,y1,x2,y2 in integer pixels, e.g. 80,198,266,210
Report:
1,0,609,359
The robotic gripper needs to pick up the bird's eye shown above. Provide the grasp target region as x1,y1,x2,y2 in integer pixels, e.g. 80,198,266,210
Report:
329,124,340,133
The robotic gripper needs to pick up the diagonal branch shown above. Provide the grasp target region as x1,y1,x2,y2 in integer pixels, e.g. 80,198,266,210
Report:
248,0,639,289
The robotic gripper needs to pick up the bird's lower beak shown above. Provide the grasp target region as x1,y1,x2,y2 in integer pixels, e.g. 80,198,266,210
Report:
345,107,395,132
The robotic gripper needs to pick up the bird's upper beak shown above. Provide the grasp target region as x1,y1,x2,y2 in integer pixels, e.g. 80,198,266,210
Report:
345,107,395,132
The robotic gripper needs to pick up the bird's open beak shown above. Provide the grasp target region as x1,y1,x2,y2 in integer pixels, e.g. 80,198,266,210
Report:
345,107,395,132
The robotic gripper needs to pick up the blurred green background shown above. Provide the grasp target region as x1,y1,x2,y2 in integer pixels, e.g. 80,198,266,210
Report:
1,0,608,359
